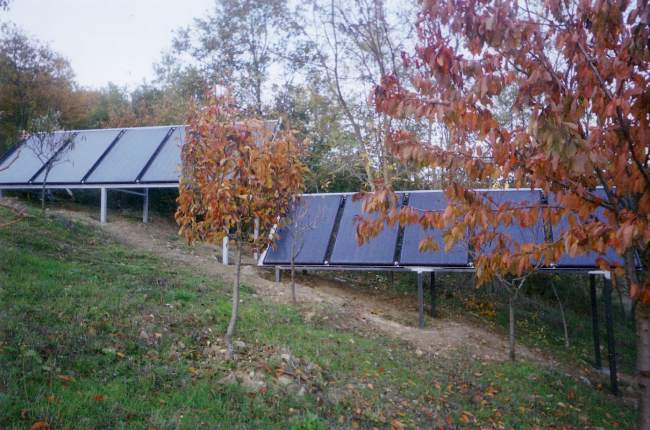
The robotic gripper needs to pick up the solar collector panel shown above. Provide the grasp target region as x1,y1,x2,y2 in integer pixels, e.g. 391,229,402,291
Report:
264,194,342,265
31,129,121,184
85,127,172,183
139,127,185,183
328,195,400,265
399,191,469,266
549,190,623,267
0,134,65,184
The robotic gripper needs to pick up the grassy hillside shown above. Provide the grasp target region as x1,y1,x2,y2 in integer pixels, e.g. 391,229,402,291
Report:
0,205,637,429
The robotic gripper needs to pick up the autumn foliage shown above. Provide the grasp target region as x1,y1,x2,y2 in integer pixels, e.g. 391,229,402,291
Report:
362,0,649,290
176,95,305,250
175,93,305,357
360,0,649,425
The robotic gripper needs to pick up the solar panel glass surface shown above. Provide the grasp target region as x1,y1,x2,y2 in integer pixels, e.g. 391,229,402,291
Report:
264,194,342,265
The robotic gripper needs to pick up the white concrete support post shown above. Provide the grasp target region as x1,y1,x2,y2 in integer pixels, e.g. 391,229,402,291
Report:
142,188,149,224
253,217,260,261
100,187,108,224
222,236,229,265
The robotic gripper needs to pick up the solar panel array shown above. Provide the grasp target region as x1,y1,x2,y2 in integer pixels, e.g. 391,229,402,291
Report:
263,189,626,269
0,122,275,187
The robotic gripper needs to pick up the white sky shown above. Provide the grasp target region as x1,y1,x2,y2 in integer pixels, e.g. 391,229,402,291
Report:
2,0,214,90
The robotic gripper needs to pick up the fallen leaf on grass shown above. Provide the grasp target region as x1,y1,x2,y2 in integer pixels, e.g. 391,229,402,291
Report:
31,421,49,430
57,375,74,383
20,409,28,419
391,419,406,429
116,351,125,359
93,394,106,401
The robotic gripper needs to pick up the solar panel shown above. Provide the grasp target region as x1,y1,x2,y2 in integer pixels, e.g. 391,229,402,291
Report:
264,194,342,265
549,190,623,267
139,127,185,183
328,195,400,265
0,134,67,184
475,190,547,264
399,191,469,266
31,129,121,184
85,126,172,183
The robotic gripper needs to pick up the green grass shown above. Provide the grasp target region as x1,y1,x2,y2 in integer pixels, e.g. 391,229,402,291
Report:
0,205,637,429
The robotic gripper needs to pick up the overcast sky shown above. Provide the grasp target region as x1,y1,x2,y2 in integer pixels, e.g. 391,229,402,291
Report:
2,0,214,89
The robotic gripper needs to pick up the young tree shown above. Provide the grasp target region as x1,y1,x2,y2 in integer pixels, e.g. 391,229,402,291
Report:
175,94,305,359
361,0,649,425
284,198,324,303
26,111,75,215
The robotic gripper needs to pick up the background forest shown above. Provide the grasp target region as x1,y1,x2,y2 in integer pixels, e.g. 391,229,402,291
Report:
0,0,466,193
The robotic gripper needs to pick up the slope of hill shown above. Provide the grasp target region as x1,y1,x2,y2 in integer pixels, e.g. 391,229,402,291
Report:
0,201,636,429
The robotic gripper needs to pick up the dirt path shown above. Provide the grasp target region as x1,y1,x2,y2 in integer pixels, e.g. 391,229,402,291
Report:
35,202,548,365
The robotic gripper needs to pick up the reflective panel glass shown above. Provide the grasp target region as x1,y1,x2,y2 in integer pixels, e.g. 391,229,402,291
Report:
32,129,121,183
400,191,469,266
140,127,185,182
86,127,171,183
264,194,341,265
329,195,400,265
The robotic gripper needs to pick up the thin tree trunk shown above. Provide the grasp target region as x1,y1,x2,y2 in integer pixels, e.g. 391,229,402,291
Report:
291,262,296,304
509,294,516,362
552,282,570,348
225,238,242,360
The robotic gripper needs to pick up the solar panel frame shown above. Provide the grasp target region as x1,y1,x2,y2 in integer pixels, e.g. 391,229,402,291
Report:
264,194,343,265
328,194,401,266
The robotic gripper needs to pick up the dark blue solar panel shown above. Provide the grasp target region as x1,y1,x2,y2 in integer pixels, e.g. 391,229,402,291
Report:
264,195,342,265
477,190,546,259
550,189,623,267
329,195,400,265
400,191,469,266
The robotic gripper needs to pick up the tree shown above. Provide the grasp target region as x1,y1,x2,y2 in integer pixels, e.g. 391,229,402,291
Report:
0,25,79,152
26,111,75,214
307,0,416,189
361,0,649,425
160,0,312,115
175,93,305,358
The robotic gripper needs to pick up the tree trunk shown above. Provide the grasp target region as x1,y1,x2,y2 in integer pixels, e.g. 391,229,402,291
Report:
291,263,296,304
552,282,570,348
637,302,650,430
225,238,242,360
509,294,516,362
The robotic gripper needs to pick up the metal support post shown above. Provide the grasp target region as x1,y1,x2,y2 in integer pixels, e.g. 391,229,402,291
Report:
100,187,107,224
0,189,4,199
417,272,424,329
142,188,149,224
222,236,229,265
603,274,619,395
253,217,260,260
589,274,602,369
275,266,281,285
430,272,437,318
